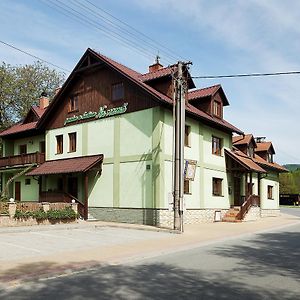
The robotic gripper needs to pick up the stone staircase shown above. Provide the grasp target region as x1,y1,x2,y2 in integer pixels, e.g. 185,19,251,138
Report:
222,207,242,222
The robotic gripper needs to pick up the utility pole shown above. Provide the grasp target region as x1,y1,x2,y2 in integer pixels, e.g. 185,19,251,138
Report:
173,61,189,232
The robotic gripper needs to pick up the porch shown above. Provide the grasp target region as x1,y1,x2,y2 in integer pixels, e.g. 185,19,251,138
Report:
26,155,103,220
225,149,266,221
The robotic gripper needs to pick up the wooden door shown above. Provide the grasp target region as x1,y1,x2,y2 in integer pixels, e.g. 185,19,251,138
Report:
15,181,21,201
68,177,78,199
234,177,241,206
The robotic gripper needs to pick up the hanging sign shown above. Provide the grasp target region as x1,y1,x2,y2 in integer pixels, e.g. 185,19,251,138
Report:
64,102,128,125
184,160,197,181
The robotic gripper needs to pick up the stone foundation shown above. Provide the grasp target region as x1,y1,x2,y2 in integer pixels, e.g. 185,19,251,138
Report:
261,209,280,218
88,207,229,228
243,206,261,222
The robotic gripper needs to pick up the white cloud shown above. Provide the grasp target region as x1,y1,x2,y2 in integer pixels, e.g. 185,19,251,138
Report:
132,0,300,164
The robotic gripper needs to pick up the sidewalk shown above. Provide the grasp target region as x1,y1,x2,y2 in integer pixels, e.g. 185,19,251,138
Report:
1,213,299,286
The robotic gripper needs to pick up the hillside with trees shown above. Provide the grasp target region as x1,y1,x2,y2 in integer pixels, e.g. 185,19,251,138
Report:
280,168,300,194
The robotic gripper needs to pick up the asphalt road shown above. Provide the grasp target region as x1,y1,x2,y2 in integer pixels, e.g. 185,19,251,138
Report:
1,222,300,300
281,206,300,217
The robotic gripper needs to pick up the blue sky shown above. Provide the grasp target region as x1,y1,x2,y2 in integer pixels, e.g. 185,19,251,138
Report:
0,0,299,164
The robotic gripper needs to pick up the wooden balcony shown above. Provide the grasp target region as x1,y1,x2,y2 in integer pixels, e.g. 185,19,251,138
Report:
0,152,45,169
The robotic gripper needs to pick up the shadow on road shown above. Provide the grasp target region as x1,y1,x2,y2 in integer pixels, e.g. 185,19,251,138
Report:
213,230,300,278
1,261,299,300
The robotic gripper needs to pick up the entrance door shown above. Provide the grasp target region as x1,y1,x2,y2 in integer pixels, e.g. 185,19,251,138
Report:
234,177,241,206
68,177,78,199
15,181,21,201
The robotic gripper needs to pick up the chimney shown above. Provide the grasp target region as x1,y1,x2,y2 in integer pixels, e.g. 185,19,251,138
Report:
149,55,163,73
39,92,49,109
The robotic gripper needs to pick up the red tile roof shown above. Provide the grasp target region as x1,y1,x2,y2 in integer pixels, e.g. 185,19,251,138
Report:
186,103,242,133
139,65,175,82
27,155,103,176
0,105,47,137
225,149,266,173
253,155,288,172
89,49,242,134
255,142,274,153
232,134,256,146
188,84,220,100
32,105,47,118
0,121,38,137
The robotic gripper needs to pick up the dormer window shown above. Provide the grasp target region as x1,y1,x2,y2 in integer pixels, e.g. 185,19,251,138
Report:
268,153,273,163
69,95,78,112
248,145,254,158
213,101,222,118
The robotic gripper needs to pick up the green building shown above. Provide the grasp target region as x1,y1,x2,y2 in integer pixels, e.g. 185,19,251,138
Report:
0,48,287,227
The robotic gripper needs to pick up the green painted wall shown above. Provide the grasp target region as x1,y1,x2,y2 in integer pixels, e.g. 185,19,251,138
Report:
163,109,232,210
13,135,44,155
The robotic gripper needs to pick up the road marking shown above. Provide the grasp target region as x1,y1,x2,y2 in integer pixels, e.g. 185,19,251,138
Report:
1,241,42,253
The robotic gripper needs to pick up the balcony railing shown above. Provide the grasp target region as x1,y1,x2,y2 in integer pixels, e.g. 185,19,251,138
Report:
0,152,45,168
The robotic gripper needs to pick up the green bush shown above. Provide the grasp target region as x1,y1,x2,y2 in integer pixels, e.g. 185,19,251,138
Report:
47,207,77,220
33,209,48,221
14,206,78,221
14,209,32,219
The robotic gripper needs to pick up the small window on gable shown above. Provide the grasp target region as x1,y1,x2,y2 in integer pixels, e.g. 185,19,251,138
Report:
25,178,31,185
267,185,273,199
69,132,77,153
268,153,273,163
213,101,222,117
68,95,79,112
212,136,222,156
56,135,63,154
112,82,124,101
248,145,254,158
185,125,191,147
213,178,223,196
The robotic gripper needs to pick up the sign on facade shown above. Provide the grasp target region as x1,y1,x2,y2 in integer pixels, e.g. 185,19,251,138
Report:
184,160,197,181
64,103,128,125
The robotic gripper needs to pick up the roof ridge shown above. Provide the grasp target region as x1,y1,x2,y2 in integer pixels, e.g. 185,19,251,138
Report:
140,64,176,76
94,50,142,78
188,84,221,94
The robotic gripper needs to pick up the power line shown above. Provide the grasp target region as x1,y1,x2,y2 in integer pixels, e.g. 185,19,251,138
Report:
70,0,180,63
44,0,161,62
82,0,187,62
0,40,70,73
192,71,300,79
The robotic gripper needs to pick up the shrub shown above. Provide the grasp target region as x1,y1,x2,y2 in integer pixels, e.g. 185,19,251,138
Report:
47,207,77,220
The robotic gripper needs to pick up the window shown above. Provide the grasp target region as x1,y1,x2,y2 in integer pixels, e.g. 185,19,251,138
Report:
248,145,254,158
213,101,222,117
268,153,273,163
68,95,78,112
40,141,45,153
267,185,273,199
19,144,27,155
112,82,124,101
56,135,63,154
213,178,223,196
212,136,222,156
185,125,191,147
184,180,191,194
25,179,31,185
68,132,77,152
